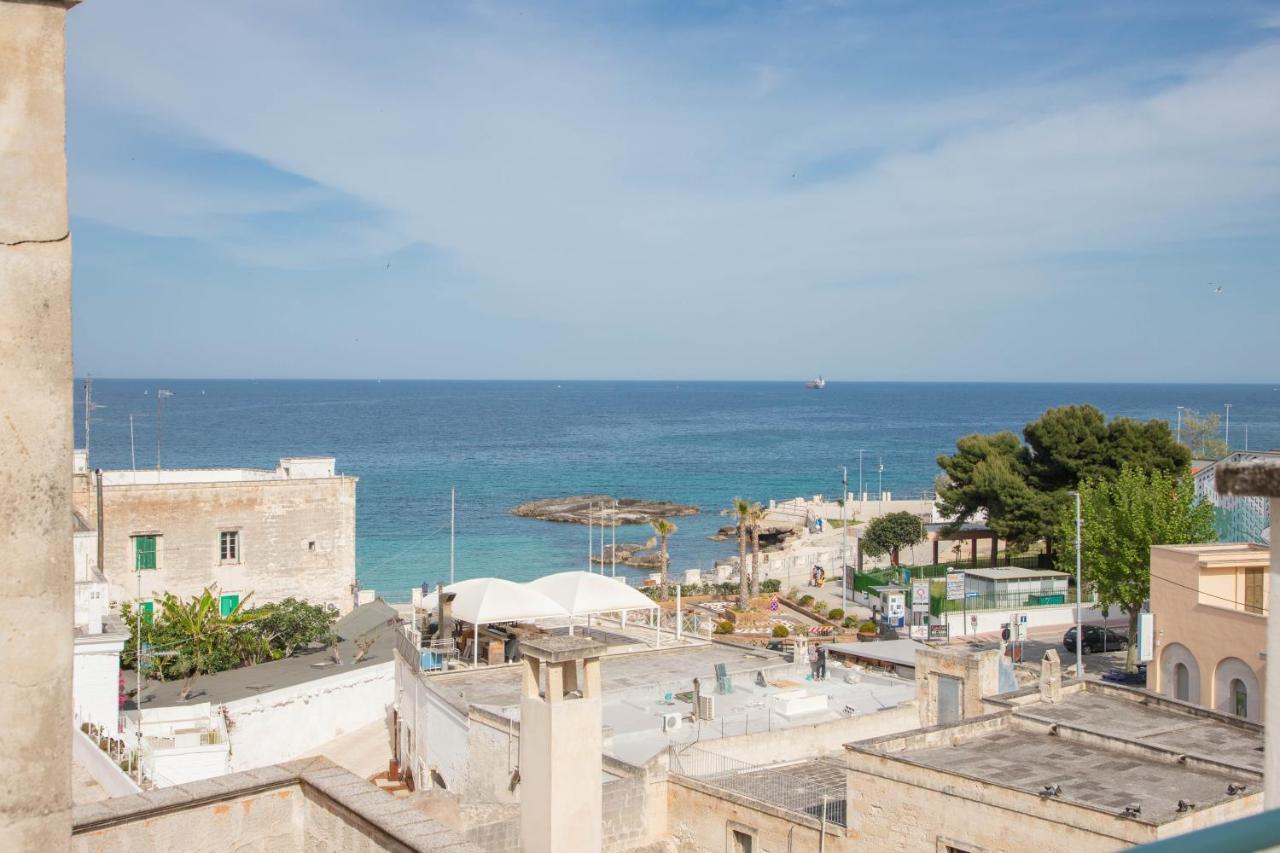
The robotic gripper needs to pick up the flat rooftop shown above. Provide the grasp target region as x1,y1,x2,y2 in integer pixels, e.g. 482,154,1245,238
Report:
964,567,1069,580
887,719,1252,824
1012,689,1264,773
133,602,398,708
424,640,916,764
854,683,1263,825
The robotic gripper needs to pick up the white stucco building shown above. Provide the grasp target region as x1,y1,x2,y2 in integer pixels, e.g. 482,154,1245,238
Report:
72,510,126,732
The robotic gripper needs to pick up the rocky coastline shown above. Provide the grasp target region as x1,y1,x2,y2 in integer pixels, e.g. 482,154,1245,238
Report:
512,495,698,526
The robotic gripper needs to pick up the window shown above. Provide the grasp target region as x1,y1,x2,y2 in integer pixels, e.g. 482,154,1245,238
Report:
308,540,316,552
1175,662,1190,701
729,828,753,853
219,593,240,617
1231,678,1248,718
220,530,240,563
134,535,157,570
1244,567,1264,614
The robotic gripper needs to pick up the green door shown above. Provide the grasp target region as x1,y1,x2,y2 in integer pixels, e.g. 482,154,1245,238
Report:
138,600,154,625
219,594,240,617
134,535,157,570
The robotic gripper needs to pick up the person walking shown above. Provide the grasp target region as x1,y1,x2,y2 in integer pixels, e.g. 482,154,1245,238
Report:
808,643,820,680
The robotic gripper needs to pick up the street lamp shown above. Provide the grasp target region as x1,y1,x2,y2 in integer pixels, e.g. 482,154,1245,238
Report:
1175,406,1184,445
1069,490,1083,678
1225,403,1232,452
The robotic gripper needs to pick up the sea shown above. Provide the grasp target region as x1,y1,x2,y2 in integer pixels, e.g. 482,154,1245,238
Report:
75,381,1280,601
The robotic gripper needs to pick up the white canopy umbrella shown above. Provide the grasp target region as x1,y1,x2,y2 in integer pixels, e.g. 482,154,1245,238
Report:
527,571,658,616
441,577,571,666
446,577,569,625
528,571,661,645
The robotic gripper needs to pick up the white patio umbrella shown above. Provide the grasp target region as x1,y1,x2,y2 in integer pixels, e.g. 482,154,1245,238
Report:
444,577,570,665
527,571,660,645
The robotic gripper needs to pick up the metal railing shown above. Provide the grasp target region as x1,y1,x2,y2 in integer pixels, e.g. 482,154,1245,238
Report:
668,745,846,827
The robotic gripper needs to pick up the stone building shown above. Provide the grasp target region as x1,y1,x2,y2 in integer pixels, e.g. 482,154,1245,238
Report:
1147,542,1267,720
72,451,358,615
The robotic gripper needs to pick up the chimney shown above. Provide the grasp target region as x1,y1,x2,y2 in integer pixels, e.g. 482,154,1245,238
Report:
1040,648,1063,704
518,635,606,853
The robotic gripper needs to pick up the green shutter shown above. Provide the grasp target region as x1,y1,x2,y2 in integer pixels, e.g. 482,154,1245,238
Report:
139,600,154,625
134,535,157,570
219,594,240,617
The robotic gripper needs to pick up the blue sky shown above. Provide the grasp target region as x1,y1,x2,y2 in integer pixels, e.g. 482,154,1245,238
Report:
68,1,1280,381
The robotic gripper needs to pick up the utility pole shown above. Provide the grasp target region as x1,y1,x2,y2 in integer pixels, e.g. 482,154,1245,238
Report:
587,502,593,571
450,486,456,585
1225,403,1232,452
840,465,848,611
878,456,884,515
1070,490,1083,678
154,389,173,470
83,374,104,460
857,449,865,503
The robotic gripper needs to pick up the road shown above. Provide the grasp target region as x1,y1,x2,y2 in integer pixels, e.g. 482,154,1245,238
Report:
948,619,1138,680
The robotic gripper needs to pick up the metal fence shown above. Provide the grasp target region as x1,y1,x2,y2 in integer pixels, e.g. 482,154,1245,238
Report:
668,745,846,827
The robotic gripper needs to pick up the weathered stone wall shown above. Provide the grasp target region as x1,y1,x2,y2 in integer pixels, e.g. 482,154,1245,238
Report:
73,474,357,613
666,776,834,853
914,646,999,727
72,758,480,852
0,0,77,848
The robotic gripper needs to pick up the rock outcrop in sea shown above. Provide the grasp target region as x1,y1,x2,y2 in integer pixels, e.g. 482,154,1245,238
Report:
511,495,698,526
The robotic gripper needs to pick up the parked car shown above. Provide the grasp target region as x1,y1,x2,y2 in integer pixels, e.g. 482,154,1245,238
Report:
1063,625,1128,654
1102,664,1147,685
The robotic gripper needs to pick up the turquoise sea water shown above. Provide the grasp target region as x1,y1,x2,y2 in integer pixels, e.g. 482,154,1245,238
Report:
76,381,1279,601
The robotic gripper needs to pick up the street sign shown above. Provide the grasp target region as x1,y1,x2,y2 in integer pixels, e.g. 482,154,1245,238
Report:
1018,613,1028,626
909,624,928,640
945,572,965,601
911,579,930,613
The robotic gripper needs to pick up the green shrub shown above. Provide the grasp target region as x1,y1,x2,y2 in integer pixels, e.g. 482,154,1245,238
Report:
771,624,790,638
811,601,829,617
714,620,735,635
842,616,857,629
798,594,815,607
858,620,878,634
828,608,845,621
760,579,781,593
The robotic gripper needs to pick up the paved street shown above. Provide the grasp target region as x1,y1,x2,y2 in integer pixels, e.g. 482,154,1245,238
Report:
949,619,1136,680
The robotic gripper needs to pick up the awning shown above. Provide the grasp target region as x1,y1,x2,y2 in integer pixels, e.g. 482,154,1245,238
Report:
526,571,658,617
445,577,569,625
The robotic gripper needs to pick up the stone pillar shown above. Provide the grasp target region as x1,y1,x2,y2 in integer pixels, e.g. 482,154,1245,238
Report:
1217,461,1280,809
0,1,79,848
1039,649,1062,703
518,636,606,853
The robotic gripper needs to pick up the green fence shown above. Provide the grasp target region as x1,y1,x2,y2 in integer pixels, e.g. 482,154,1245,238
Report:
854,569,1088,616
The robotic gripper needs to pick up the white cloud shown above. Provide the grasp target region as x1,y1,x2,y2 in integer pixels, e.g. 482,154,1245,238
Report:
66,1,1280,379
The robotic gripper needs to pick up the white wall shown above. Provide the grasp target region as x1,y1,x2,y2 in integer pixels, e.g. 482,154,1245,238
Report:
71,726,140,798
222,661,394,772
146,743,230,787
944,603,1107,636
73,637,124,730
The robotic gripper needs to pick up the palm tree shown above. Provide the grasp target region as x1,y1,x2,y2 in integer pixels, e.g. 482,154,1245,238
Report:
745,502,766,598
650,518,678,600
723,497,752,610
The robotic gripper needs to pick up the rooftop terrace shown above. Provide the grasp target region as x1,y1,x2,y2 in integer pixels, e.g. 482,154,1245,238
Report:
423,639,916,764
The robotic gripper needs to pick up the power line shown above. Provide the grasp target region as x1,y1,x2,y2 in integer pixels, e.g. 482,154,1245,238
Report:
1148,571,1267,615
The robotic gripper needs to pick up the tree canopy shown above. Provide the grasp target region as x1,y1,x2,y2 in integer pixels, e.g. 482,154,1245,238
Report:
1055,466,1214,672
1179,409,1229,459
936,405,1189,550
861,511,925,566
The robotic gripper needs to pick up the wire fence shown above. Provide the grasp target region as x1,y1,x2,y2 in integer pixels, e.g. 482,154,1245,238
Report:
668,744,846,827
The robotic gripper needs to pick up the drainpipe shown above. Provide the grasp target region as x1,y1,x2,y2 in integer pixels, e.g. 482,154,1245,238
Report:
95,469,104,576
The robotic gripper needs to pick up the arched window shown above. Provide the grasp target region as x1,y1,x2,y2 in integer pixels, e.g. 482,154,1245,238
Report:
1231,678,1248,718
1175,663,1190,701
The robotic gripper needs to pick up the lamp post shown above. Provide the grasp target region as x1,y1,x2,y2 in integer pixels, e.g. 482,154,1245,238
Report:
1069,489,1083,678
1175,406,1184,445
1224,403,1232,452
840,466,848,612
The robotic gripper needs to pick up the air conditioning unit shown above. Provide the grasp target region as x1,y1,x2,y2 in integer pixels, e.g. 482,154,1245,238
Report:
697,694,715,721
662,712,683,733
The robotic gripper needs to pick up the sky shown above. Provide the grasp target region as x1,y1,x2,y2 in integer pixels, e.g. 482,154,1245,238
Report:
67,1,1280,382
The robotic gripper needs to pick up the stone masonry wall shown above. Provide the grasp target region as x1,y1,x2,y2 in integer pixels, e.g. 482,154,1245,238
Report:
73,474,357,613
